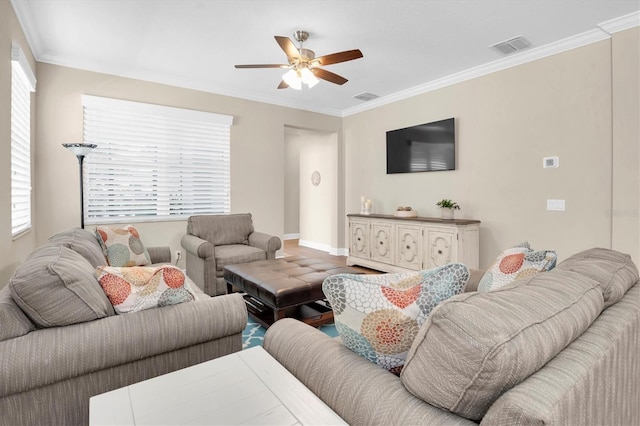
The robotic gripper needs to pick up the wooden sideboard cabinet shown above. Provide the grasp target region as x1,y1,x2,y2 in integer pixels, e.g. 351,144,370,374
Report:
347,214,480,272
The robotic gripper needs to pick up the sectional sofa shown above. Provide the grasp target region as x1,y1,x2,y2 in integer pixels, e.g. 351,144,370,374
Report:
0,228,247,425
264,247,640,425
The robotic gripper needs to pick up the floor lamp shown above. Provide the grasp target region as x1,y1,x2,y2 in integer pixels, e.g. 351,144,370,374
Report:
62,143,97,229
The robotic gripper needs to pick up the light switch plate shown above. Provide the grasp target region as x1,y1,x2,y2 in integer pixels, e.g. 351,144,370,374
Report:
547,199,565,211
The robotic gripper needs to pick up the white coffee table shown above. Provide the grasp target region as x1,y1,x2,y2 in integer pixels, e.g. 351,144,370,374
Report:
89,346,346,425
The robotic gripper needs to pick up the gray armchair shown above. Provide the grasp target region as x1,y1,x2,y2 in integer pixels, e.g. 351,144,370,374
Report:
181,214,282,296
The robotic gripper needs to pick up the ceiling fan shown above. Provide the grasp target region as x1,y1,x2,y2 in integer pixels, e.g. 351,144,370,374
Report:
234,30,363,90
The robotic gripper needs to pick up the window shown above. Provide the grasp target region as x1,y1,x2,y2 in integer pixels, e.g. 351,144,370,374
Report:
82,95,232,224
11,45,36,238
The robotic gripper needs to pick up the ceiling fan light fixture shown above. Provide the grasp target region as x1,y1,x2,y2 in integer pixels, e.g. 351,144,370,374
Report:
237,30,363,90
300,67,319,88
283,67,318,90
283,69,302,90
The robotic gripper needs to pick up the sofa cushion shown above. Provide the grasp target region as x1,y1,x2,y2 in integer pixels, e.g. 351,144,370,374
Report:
478,242,557,291
9,245,115,328
554,247,638,308
96,265,196,314
187,213,254,246
0,287,35,342
95,225,151,267
322,264,469,373
214,244,266,272
401,269,604,421
48,227,107,268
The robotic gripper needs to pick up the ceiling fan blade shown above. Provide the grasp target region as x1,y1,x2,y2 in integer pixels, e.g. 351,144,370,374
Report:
311,68,348,85
314,49,363,66
235,64,290,69
275,36,300,60
277,80,289,89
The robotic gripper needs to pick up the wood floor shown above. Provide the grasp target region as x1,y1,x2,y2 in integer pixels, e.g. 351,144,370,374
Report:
283,239,379,275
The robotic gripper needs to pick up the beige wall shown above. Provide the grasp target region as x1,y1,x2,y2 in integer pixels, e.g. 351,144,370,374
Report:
344,40,620,269
0,46,343,286
1,3,637,285
284,127,301,236
0,1,38,287
611,27,640,265
285,127,340,251
29,63,341,273
298,130,338,251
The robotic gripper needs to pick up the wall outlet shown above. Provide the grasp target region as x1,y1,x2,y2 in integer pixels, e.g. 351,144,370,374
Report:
175,250,182,261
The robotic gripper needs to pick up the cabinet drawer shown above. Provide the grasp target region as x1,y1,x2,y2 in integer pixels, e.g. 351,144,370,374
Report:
350,221,370,258
371,223,393,265
396,225,422,270
347,214,479,273
427,230,455,268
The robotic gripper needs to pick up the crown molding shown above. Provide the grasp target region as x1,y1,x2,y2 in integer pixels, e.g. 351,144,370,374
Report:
342,12,639,117
10,0,44,59
35,52,344,117
598,10,640,34
342,27,613,117
13,0,343,118
10,1,638,118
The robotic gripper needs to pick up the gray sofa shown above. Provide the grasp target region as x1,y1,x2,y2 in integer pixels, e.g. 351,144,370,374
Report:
181,214,282,296
264,247,640,425
0,228,247,426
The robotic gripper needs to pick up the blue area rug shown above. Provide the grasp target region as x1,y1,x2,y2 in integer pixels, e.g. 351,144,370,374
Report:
243,318,339,349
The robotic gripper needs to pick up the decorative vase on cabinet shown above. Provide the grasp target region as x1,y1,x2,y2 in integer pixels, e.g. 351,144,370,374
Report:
441,209,454,220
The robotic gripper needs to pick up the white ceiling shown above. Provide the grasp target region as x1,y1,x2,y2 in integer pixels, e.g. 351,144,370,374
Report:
11,0,640,116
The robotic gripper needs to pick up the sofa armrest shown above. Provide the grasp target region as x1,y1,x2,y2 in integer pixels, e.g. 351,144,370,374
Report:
264,319,474,426
464,269,485,292
181,234,213,259
181,234,217,295
147,246,171,264
481,283,640,426
0,293,247,398
248,232,282,259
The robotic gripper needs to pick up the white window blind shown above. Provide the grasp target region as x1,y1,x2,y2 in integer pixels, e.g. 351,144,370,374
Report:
82,95,233,224
11,45,36,238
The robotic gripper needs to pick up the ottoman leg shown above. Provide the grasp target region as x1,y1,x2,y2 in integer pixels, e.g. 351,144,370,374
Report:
274,308,286,324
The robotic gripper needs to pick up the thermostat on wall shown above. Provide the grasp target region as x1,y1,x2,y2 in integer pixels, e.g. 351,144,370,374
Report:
543,156,559,168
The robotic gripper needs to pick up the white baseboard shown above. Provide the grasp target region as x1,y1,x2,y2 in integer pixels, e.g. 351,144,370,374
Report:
283,233,300,240
333,248,349,256
298,239,330,252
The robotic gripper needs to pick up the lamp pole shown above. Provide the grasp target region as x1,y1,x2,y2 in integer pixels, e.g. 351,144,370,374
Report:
62,143,97,229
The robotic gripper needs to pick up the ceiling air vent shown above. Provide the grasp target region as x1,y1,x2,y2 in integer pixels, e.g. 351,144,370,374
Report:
491,36,532,55
353,92,379,102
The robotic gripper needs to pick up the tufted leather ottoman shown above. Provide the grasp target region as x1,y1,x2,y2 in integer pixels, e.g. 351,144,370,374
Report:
224,256,362,328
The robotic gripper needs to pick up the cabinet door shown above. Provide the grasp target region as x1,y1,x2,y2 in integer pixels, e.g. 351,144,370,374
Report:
426,229,456,268
396,225,422,270
350,221,370,259
371,222,393,264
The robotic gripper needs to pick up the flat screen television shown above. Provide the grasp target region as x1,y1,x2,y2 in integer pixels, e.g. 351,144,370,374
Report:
386,117,455,174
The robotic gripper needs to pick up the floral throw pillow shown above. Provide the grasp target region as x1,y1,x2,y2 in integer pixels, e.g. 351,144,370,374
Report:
478,242,557,292
96,265,196,314
322,263,469,374
95,225,151,267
